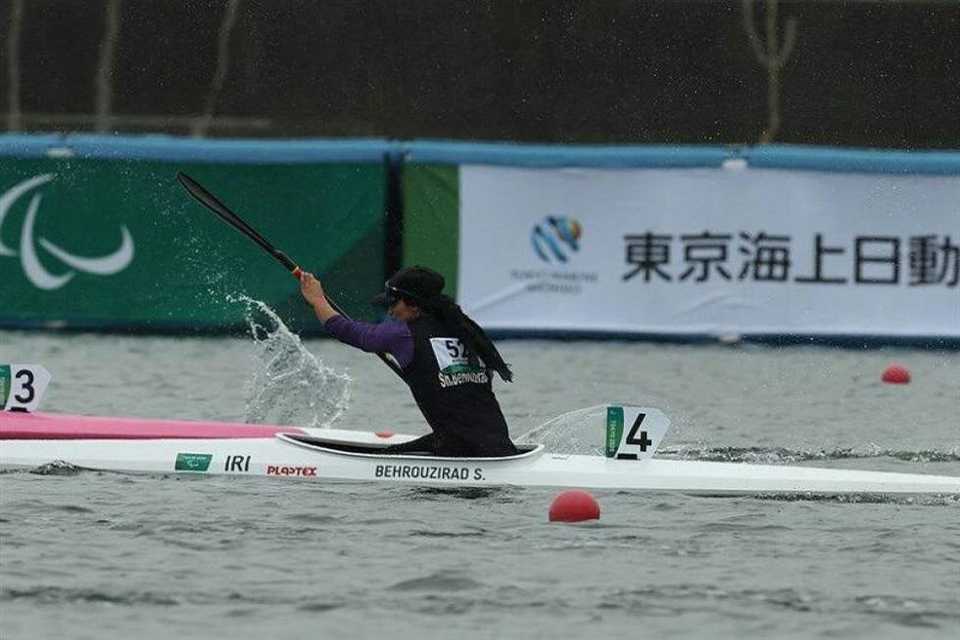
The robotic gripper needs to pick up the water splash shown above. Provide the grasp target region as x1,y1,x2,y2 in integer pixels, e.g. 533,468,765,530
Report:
29,460,84,476
518,404,607,455
231,295,351,428
747,492,960,506
658,444,960,464
518,404,960,467
519,399,679,455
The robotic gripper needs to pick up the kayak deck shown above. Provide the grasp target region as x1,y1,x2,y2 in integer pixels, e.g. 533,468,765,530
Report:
280,433,543,460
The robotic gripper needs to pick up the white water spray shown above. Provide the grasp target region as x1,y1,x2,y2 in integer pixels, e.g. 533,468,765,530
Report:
518,404,608,455
519,397,680,455
230,295,351,428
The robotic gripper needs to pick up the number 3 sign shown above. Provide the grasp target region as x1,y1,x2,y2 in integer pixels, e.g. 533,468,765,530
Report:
1,365,51,412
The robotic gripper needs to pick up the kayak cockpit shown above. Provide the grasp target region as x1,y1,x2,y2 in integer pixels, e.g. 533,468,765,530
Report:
276,433,544,461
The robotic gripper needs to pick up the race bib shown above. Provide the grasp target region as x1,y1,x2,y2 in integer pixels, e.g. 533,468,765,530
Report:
430,337,476,374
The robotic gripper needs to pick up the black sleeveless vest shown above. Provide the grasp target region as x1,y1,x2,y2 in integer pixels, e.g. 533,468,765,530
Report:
401,315,517,457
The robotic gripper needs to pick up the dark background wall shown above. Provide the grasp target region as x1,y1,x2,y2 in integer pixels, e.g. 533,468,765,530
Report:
2,0,958,147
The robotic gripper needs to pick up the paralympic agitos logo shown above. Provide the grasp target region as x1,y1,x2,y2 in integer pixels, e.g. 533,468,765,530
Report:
0,174,134,290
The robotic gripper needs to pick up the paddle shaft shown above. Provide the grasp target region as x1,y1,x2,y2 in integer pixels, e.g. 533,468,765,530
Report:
176,172,404,379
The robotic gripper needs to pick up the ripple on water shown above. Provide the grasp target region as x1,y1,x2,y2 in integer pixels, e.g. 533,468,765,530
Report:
284,513,342,525
0,586,180,607
297,601,344,613
388,573,484,592
408,528,489,538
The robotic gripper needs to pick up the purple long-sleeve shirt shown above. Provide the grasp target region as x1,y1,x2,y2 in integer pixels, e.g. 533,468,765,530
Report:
324,315,415,368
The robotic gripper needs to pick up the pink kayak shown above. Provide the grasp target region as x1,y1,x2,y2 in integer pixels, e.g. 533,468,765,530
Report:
0,411,308,440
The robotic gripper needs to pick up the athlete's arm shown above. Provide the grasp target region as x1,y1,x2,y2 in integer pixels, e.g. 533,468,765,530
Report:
300,272,414,366
299,272,338,321
323,316,414,368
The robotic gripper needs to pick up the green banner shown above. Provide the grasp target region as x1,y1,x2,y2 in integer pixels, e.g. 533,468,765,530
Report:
402,164,460,299
0,159,385,330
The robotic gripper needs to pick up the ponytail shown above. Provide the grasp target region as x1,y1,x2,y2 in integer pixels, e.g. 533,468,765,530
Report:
423,295,513,382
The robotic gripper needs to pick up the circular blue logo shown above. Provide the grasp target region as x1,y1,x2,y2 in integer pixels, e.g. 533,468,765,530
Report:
531,216,582,263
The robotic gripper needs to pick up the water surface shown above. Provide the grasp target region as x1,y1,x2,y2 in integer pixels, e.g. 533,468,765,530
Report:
1,330,958,639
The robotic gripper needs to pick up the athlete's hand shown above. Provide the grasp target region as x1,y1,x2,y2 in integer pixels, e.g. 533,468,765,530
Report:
299,271,326,306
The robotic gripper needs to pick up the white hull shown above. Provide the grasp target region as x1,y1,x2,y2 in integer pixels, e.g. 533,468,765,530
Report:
2,428,958,495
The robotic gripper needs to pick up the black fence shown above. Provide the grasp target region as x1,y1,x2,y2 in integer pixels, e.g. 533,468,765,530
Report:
3,0,958,147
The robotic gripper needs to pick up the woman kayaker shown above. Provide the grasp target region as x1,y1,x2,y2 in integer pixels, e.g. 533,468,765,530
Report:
299,266,518,458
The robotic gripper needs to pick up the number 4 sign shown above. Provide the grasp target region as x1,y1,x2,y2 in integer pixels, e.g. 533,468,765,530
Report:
604,406,670,460
1,365,52,412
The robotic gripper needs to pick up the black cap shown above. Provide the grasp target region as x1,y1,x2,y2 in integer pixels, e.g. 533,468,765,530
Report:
371,266,445,306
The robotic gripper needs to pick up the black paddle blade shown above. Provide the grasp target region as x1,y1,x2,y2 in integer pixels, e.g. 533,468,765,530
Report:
176,172,300,274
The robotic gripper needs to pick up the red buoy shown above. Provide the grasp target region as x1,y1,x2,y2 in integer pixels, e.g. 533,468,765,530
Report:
549,490,600,522
882,364,911,384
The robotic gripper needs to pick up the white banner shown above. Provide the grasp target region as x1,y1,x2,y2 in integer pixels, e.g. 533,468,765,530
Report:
458,165,960,338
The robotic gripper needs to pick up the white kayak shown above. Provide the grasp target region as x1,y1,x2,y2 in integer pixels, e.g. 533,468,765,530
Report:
2,408,958,495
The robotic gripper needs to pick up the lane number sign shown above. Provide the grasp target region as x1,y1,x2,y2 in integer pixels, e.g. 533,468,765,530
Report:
1,364,51,412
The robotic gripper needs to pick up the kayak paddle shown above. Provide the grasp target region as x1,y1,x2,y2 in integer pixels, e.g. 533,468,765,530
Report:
176,172,303,277
176,172,404,379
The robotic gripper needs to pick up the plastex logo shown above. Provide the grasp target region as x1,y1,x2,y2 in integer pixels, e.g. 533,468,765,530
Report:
0,174,135,290
531,216,582,263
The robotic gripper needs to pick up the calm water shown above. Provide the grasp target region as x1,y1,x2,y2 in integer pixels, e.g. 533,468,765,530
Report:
1,328,959,639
